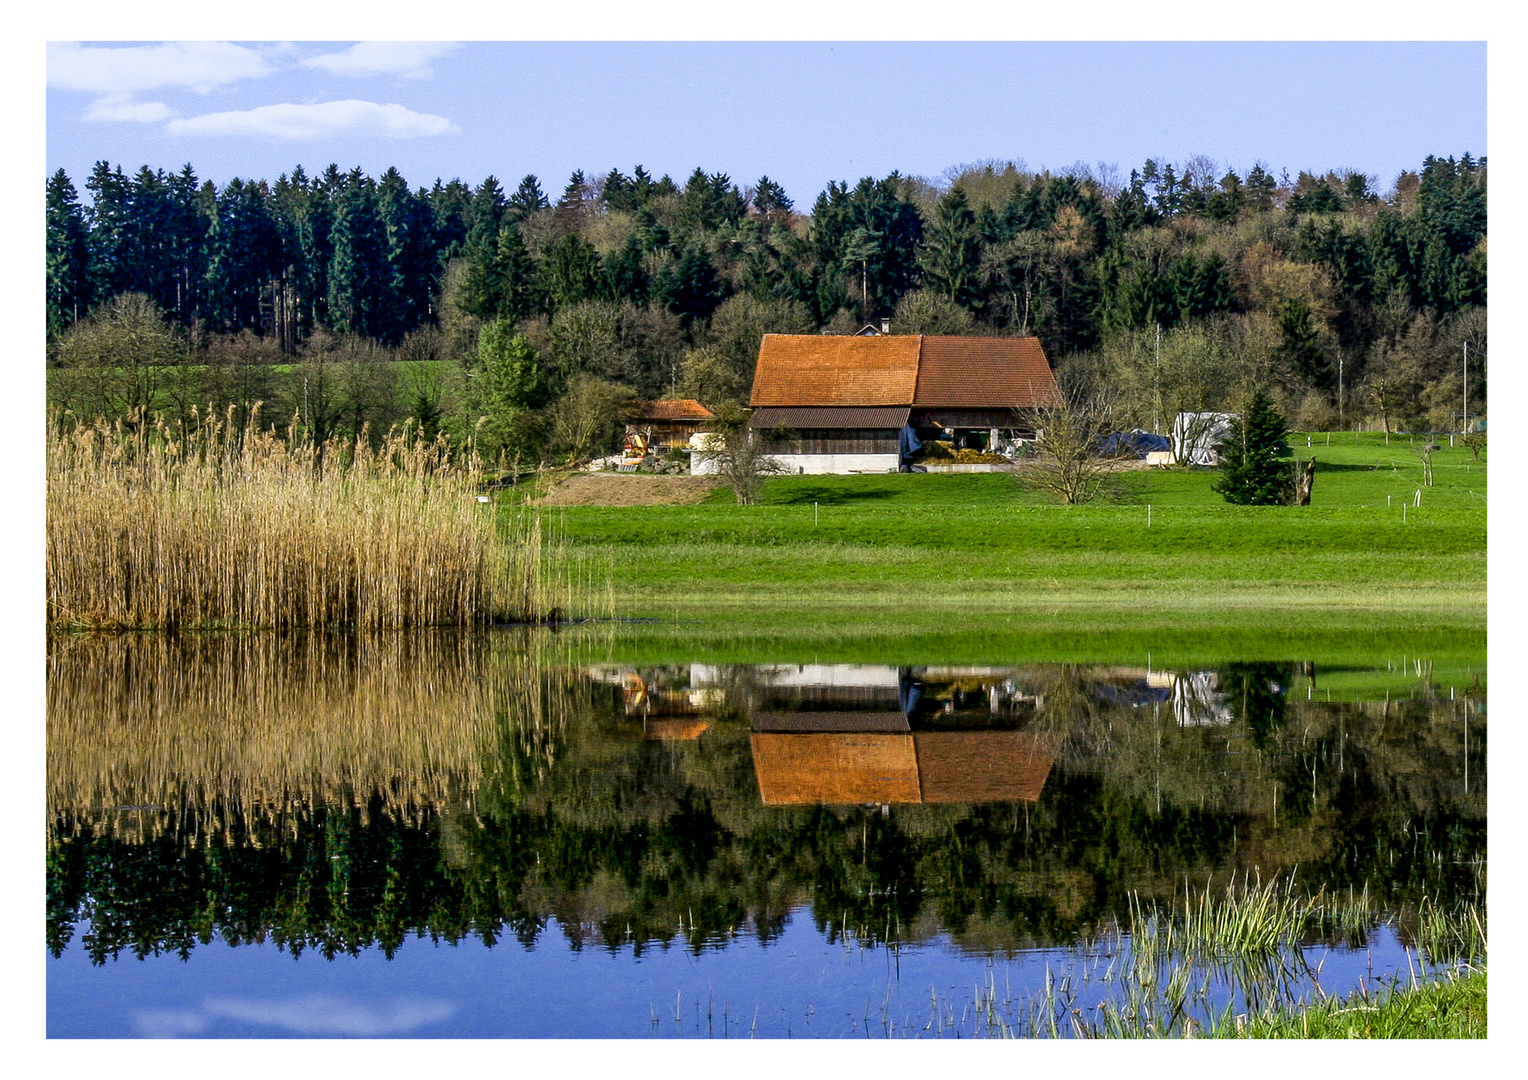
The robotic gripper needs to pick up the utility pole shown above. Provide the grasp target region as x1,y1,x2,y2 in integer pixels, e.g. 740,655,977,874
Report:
1153,323,1161,434
1463,341,1469,432
1338,354,1344,430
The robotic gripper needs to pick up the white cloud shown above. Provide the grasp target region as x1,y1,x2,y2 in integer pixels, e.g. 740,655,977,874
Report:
84,94,179,124
164,100,458,140
131,1009,211,1038
300,42,462,79
204,994,456,1037
47,41,275,95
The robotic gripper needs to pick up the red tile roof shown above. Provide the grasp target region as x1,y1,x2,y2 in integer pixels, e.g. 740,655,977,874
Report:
750,335,921,407
629,399,714,422
915,336,1062,409
750,335,1060,410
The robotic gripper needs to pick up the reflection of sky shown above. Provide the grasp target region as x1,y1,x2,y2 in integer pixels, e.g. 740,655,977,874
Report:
49,916,1427,1039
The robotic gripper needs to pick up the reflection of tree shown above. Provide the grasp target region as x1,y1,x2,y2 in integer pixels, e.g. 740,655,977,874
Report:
48,658,1485,963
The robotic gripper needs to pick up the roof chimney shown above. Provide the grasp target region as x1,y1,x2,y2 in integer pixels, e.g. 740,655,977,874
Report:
881,319,890,335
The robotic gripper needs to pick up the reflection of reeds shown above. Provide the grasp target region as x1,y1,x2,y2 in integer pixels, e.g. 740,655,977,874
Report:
46,630,582,844
46,410,575,629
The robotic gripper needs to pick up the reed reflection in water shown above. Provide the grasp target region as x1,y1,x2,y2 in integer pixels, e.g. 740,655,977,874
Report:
46,630,579,843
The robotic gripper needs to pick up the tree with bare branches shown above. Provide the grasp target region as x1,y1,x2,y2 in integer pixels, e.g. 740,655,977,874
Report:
1011,384,1119,505
699,403,789,506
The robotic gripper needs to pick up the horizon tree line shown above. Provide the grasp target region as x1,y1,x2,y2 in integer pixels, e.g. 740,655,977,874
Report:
46,152,1486,462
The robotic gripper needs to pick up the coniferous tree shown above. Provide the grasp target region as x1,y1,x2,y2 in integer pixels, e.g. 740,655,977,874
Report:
538,233,604,312
164,165,209,325
84,161,137,302
46,170,92,334
1214,388,1292,505
204,177,282,333
506,174,549,225
917,188,982,312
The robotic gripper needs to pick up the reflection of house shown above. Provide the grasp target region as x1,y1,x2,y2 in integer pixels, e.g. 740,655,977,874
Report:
749,725,1062,806
622,399,714,462
748,335,1062,474
588,668,718,740
1092,667,1232,726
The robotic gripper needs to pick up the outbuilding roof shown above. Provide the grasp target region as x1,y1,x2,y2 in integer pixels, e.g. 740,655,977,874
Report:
750,334,1061,411
628,399,714,422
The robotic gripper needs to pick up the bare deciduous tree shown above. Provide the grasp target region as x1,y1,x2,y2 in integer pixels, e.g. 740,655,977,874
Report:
701,403,789,506
1011,385,1119,505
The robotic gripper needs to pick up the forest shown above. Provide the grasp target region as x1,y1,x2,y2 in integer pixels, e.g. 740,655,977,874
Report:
45,153,1487,464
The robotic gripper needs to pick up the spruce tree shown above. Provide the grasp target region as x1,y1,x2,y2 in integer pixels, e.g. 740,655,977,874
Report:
1214,388,1292,505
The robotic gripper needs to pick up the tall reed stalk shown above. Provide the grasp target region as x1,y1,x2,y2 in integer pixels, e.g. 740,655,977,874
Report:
47,408,568,629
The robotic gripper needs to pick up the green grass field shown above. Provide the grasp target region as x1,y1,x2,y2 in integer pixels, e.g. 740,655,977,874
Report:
527,432,1484,664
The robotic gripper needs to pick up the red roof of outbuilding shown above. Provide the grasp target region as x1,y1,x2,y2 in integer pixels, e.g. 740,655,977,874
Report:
629,399,714,422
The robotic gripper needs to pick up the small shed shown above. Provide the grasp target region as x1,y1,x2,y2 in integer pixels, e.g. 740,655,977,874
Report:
622,399,714,462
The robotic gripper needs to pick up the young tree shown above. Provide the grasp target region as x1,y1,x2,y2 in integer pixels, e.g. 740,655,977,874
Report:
473,319,552,462
47,292,186,422
1012,384,1118,505
700,403,788,506
891,288,975,335
1213,388,1292,505
545,375,636,463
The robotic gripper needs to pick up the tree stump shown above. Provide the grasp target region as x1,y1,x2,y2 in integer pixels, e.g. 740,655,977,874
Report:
1296,457,1316,506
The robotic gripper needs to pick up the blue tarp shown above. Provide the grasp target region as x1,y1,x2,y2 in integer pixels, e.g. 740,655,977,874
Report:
1098,430,1170,458
898,424,923,472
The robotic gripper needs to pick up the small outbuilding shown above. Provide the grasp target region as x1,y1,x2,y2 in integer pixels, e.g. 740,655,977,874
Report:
622,399,714,465
747,334,1063,474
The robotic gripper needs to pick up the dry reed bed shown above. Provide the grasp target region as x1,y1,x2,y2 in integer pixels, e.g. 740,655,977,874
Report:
46,410,550,629
45,630,582,844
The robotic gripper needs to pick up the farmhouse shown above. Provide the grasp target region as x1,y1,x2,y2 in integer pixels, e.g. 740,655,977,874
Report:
747,334,1063,473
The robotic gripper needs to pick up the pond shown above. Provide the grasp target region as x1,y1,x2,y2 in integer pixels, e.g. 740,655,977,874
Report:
46,631,1485,1038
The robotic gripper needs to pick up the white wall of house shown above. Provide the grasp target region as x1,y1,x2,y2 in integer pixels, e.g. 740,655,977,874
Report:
690,451,899,475
769,453,900,475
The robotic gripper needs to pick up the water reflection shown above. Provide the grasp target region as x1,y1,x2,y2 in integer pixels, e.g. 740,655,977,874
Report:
47,634,1485,972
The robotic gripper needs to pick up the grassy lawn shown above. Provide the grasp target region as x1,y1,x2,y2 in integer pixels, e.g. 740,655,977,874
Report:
527,432,1484,662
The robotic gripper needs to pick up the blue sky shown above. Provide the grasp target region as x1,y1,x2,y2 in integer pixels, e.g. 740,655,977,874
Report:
45,39,1486,206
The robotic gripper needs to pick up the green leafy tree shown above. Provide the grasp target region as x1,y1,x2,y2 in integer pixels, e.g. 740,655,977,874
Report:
1214,388,1292,505
657,245,726,326
473,320,551,462
545,375,636,463
538,233,605,312
891,288,975,334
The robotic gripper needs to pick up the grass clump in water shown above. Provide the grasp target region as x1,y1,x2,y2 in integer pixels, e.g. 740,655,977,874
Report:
1207,966,1486,1038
